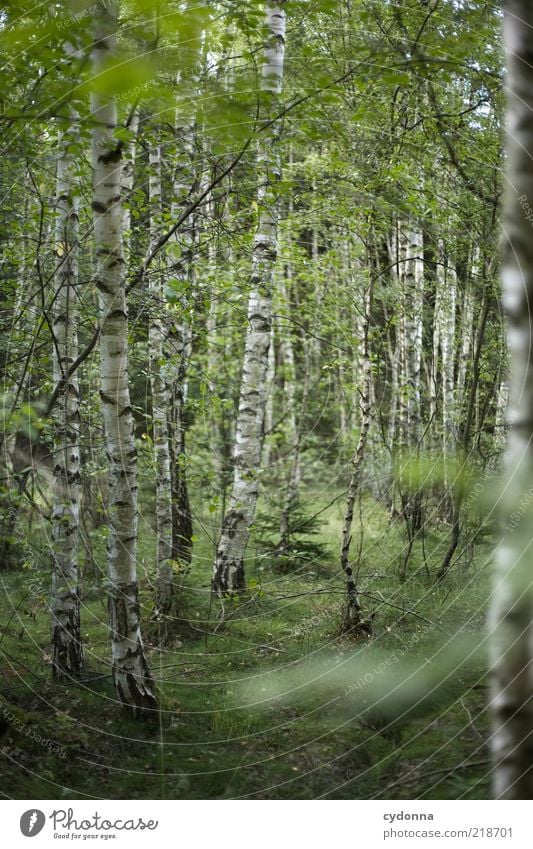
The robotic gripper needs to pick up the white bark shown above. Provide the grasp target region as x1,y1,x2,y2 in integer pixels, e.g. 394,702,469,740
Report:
429,281,441,431
278,273,301,551
164,71,197,568
121,108,139,267
439,247,457,511
404,221,424,445
148,140,174,618
384,225,401,516
456,246,477,400
397,219,409,447
262,322,276,468
50,103,84,678
489,1,533,798
91,0,155,710
213,2,287,594
340,276,373,634
206,197,233,510
396,217,424,530
310,190,323,372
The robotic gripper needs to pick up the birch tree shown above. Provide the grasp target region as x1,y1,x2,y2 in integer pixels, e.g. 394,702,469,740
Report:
405,221,424,528
91,0,156,709
340,261,373,635
277,277,301,554
50,92,84,678
213,2,287,594
438,246,457,520
456,246,477,402
393,217,425,544
489,0,533,799
121,108,139,268
165,73,198,572
148,138,174,619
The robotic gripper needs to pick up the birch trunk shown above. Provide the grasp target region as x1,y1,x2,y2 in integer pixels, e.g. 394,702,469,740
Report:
387,339,400,517
406,222,424,448
277,273,301,553
166,79,196,570
91,0,156,710
340,276,373,635
206,203,234,523
50,109,84,678
489,0,533,797
310,200,323,372
429,280,440,430
213,2,287,594
121,109,139,268
456,247,477,401
384,225,400,517
439,247,457,520
148,140,174,618
397,218,424,532
262,322,276,468
397,219,409,449
276,171,301,550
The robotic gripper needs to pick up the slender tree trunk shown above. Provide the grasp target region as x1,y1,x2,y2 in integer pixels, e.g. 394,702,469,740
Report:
213,3,287,595
406,221,424,448
337,239,353,442
262,322,276,467
277,272,301,553
397,219,409,448
406,220,425,530
276,177,302,551
50,109,84,678
148,139,174,619
386,328,400,517
396,217,424,544
310,195,323,375
489,0,533,798
392,218,411,528
429,279,440,432
166,81,196,570
439,247,457,520
91,0,156,710
340,275,373,635
206,214,234,525
121,108,139,268
456,246,477,401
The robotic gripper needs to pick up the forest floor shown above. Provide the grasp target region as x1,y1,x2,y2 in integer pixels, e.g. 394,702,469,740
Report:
0,488,493,799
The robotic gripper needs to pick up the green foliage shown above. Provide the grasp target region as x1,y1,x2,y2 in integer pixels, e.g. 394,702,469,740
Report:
254,501,331,571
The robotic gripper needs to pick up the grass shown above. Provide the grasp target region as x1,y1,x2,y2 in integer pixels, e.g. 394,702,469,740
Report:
0,484,494,799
